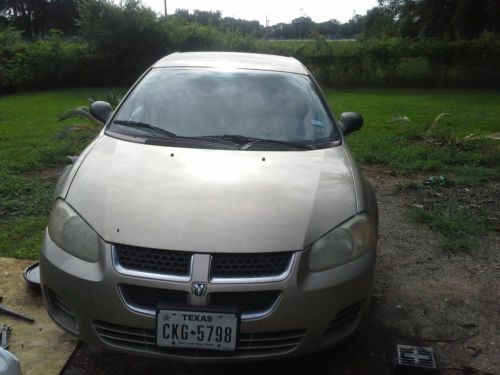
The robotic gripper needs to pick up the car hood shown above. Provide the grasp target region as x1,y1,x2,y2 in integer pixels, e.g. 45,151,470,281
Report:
65,135,356,253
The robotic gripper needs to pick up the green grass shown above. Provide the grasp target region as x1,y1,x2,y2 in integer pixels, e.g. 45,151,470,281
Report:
1,88,499,259
0,87,122,259
411,205,486,252
0,217,50,258
326,89,500,185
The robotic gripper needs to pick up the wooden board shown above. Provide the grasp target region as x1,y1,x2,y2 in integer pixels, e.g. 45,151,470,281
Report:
0,257,77,375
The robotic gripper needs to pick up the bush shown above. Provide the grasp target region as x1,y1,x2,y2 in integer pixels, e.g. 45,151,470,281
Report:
4,31,91,90
257,37,500,88
1,0,499,92
0,27,24,92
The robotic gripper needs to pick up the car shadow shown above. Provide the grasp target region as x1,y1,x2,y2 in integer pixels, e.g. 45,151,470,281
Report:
62,305,396,375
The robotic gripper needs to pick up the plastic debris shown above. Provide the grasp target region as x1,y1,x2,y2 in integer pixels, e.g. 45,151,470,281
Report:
387,115,410,123
0,347,21,375
423,175,455,187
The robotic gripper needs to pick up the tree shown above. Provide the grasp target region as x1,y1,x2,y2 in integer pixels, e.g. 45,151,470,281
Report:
77,0,166,81
484,0,500,35
0,0,77,38
192,10,221,26
315,20,341,38
364,7,397,37
0,0,42,38
172,8,192,23
453,0,486,39
269,22,291,39
418,0,457,38
290,16,314,39
377,0,499,39
220,18,262,36
338,15,365,39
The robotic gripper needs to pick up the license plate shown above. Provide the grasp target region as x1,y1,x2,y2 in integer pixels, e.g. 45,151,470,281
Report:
156,309,238,351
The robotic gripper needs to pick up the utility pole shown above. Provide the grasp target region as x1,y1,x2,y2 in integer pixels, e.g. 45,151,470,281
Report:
265,15,269,39
164,0,167,17
299,8,304,40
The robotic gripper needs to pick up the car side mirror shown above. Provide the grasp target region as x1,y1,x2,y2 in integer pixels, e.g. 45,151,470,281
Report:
339,112,363,135
90,101,113,124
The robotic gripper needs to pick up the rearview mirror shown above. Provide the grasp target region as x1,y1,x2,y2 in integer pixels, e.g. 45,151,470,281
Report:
90,101,113,124
339,112,363,135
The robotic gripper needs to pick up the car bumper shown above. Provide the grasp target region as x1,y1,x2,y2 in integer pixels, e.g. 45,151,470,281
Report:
40,230,375,361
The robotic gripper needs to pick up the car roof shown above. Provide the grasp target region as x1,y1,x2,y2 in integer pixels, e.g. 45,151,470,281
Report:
152,52,309,75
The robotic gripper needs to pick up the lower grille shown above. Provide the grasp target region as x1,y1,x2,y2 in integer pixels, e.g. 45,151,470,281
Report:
209,291,280,316
94,320,304,358
46,288,79,334
119,284,280,318
321,301,363,345
120,284,188,312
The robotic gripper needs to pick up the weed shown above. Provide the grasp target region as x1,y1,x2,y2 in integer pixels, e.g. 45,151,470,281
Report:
411,191,488,252
395,181,420,192
412,206,483,237
438,237,474,252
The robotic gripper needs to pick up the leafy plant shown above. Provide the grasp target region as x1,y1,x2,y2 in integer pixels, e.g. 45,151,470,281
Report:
57,91,121,142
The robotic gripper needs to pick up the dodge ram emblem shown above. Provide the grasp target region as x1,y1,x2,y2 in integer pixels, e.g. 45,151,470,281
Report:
192,281,207,297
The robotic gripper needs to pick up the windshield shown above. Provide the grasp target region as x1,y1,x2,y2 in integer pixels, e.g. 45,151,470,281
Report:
109,67,338,146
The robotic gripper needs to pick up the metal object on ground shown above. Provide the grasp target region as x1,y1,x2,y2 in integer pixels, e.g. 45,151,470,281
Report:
0,325,10,350
0,298,35,323
396,345,439,373
0,347,21,375
23,262,41,291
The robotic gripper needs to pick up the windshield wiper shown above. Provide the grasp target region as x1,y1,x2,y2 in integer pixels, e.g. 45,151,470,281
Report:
202,135,315,150
111,121,242,149
112,120,177,138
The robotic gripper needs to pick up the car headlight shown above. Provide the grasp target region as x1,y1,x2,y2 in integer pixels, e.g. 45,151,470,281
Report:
48,199,99,262
308,213,376,272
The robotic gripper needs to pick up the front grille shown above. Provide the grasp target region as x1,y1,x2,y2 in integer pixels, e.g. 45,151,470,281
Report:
114,244,192,277
113,244,295,281
209,291,280,315
94,320,305,358
120,284,188,311
210,252,293,279
321,301,363,345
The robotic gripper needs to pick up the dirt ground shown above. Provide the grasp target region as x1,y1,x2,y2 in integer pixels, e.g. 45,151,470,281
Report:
62,168,500,375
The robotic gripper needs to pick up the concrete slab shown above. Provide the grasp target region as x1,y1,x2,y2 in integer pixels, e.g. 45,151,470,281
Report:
0,257,77,375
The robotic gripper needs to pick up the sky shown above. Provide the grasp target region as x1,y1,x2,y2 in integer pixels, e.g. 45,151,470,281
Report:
140,0,380,26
